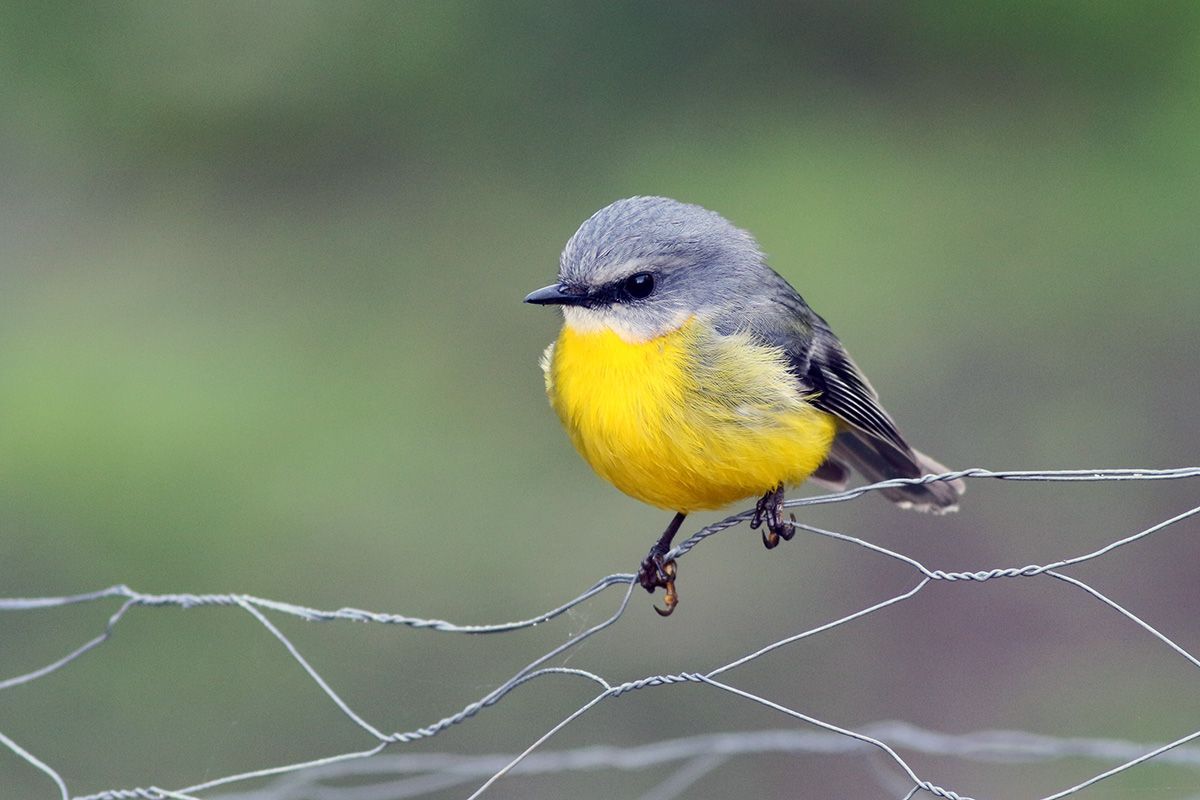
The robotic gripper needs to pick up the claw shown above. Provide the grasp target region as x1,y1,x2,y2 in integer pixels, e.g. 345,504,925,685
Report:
778,513,797,541
638,552,679,615
750,496,768,531
757,485,796,549
652,560,678,616
639,512,686,616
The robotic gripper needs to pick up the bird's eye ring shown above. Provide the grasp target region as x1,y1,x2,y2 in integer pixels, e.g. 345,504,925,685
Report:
622,272,655,300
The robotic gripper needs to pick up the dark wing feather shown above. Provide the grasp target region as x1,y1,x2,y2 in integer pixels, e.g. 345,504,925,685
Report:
803,343,907,454
804,329,963,512
729,271,963,512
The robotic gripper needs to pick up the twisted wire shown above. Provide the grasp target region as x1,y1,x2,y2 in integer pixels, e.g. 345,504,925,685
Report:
2,466,1198,800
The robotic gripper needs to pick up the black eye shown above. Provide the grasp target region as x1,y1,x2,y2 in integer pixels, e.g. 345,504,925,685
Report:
622,272,655,300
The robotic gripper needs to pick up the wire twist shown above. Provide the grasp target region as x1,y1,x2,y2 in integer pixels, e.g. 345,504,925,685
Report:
2,467,1198,800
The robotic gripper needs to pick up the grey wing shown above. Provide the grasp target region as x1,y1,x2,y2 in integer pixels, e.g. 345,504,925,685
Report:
738,273,963,512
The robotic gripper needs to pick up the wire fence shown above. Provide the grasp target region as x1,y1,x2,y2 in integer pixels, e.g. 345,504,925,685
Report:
2,467,1199,800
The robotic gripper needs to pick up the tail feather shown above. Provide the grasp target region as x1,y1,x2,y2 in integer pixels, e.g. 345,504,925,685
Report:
827,433,964,513
809,456,851,491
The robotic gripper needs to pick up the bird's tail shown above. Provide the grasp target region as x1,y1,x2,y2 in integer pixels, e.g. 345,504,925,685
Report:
822,432,964,513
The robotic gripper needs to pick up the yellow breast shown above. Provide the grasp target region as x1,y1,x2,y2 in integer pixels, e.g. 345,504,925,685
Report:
543,318,838,512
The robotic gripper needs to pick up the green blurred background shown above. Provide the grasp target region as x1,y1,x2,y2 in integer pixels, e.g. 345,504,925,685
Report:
2,2,1199,798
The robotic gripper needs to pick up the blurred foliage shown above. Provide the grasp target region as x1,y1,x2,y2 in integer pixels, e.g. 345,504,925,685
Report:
1,3,1198,798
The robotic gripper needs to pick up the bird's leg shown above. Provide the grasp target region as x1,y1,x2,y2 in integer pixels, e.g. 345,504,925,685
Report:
750,484,796,549
637,512,686,616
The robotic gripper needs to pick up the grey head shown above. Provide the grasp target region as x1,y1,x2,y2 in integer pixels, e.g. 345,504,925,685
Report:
525,196,790,342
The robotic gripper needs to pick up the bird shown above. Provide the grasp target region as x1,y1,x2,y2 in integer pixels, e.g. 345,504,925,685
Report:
525,197,963,615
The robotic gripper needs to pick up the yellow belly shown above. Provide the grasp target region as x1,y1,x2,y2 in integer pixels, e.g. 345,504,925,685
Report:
543,319,838,512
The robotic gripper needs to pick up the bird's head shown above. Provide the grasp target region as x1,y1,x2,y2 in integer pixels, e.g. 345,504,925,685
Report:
525,196,769,342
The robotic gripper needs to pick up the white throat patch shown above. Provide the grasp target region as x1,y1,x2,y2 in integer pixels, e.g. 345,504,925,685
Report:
561,305,690,344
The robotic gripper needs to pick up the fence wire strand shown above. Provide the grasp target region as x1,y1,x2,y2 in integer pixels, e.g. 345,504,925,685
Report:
1,466,1198,800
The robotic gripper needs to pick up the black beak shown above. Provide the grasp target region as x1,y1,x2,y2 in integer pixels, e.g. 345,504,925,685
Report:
524,283,587,306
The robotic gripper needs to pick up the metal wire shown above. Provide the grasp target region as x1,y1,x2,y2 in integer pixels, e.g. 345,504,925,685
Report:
1,467,1198,800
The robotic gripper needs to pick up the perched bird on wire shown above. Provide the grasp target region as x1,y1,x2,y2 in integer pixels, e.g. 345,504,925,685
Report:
526,197,963,615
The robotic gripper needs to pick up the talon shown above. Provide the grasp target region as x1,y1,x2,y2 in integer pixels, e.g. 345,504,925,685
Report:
757,484,796,549
654,582,677,616
761,527,780,549
640,555,678,615
652,561,678,616
639,551,670,588
640,513,687,617
777,514,797,542
750,495,769,530
638,552,680,613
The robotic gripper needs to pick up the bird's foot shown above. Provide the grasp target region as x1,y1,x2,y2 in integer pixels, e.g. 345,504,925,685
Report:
638,550,678,616
750,485,796,549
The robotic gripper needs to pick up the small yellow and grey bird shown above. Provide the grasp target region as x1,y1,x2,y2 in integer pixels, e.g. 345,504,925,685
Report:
526,197,963,614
